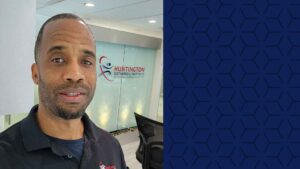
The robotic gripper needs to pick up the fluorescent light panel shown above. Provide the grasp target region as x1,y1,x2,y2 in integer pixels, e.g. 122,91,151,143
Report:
84,3,95,7
148,19,157,23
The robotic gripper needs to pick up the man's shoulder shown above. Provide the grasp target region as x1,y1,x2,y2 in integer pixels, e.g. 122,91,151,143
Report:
0,122,22,141
0,121,23,155
92,123,118,142
83,114,116,140
86,119,120,146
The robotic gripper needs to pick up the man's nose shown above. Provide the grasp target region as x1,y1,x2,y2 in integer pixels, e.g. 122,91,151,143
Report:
63,61,84,82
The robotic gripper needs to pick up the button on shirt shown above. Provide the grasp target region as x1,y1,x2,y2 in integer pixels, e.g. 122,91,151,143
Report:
0,105,127,169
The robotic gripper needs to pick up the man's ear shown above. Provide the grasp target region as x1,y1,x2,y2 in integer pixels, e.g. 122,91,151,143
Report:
31,63,39,85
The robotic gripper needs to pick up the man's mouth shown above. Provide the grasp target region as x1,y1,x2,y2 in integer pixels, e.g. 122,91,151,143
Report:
61,92,83,97
58,88,87,103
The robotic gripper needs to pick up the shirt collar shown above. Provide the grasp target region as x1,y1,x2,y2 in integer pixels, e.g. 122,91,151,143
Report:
20,105,99,152
20,105,50,152
81,112,98,141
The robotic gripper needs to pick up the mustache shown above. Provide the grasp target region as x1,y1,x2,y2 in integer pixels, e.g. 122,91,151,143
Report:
53,82,90,93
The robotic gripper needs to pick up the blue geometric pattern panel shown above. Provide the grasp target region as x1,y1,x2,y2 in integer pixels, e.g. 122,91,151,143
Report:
164,0,300,169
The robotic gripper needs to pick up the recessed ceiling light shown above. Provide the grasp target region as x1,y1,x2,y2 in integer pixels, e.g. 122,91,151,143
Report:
148,20,157,24
84,3,95,7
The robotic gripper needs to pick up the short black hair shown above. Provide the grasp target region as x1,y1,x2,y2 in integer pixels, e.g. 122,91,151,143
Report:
34,13,88,63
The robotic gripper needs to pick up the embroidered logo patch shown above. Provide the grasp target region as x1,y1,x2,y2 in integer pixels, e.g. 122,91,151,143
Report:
99,162,116,169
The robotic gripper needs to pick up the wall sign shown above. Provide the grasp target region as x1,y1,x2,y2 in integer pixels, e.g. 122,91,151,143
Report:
99,55,145,81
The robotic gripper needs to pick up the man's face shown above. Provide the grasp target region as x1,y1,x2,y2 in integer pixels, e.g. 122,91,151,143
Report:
32,19,96,119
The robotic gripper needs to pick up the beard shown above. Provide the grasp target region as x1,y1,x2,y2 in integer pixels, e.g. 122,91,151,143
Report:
38,77,95,120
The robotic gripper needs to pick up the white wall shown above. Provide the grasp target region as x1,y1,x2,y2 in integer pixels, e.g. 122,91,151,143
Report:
0,0,35,115
36,14,49,35
149,43,163,120
0,115,4,132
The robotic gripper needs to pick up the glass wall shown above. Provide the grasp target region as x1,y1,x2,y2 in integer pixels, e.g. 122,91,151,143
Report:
86,42,124,132
117,46,156,129
87,41,156,131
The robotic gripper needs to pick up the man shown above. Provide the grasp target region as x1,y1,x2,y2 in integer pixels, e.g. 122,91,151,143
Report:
0,13,127,169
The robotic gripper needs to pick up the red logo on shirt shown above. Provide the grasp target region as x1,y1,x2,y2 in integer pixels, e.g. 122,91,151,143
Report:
99,161,116,169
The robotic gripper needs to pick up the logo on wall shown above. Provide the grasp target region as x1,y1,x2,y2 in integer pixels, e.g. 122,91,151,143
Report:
98,56,145,81
99,56,113,81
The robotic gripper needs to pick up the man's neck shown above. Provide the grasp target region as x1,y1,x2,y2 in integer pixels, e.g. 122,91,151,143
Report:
36,105,84,140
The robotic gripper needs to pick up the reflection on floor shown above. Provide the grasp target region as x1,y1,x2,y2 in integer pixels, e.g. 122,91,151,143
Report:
114,128,142,169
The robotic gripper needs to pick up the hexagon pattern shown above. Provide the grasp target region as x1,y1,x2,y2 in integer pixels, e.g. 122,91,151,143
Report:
165,0,300,168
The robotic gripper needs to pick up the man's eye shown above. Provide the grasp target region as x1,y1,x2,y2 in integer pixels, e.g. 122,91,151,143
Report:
82,60,93,65
51,58,64,63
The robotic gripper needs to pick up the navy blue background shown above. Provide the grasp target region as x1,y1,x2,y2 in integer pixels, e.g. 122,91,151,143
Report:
164,0,300,168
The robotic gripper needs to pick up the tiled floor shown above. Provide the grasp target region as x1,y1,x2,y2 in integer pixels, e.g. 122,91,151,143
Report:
114,129,142,169
121,140,142,169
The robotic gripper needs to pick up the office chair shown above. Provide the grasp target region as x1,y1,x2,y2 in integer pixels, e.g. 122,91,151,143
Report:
134,112,163,169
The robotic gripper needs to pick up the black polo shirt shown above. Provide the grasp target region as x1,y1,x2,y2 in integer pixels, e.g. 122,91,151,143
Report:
0,105,127,169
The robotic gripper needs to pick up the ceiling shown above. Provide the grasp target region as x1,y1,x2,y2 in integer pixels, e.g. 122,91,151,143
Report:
36,0,163,38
